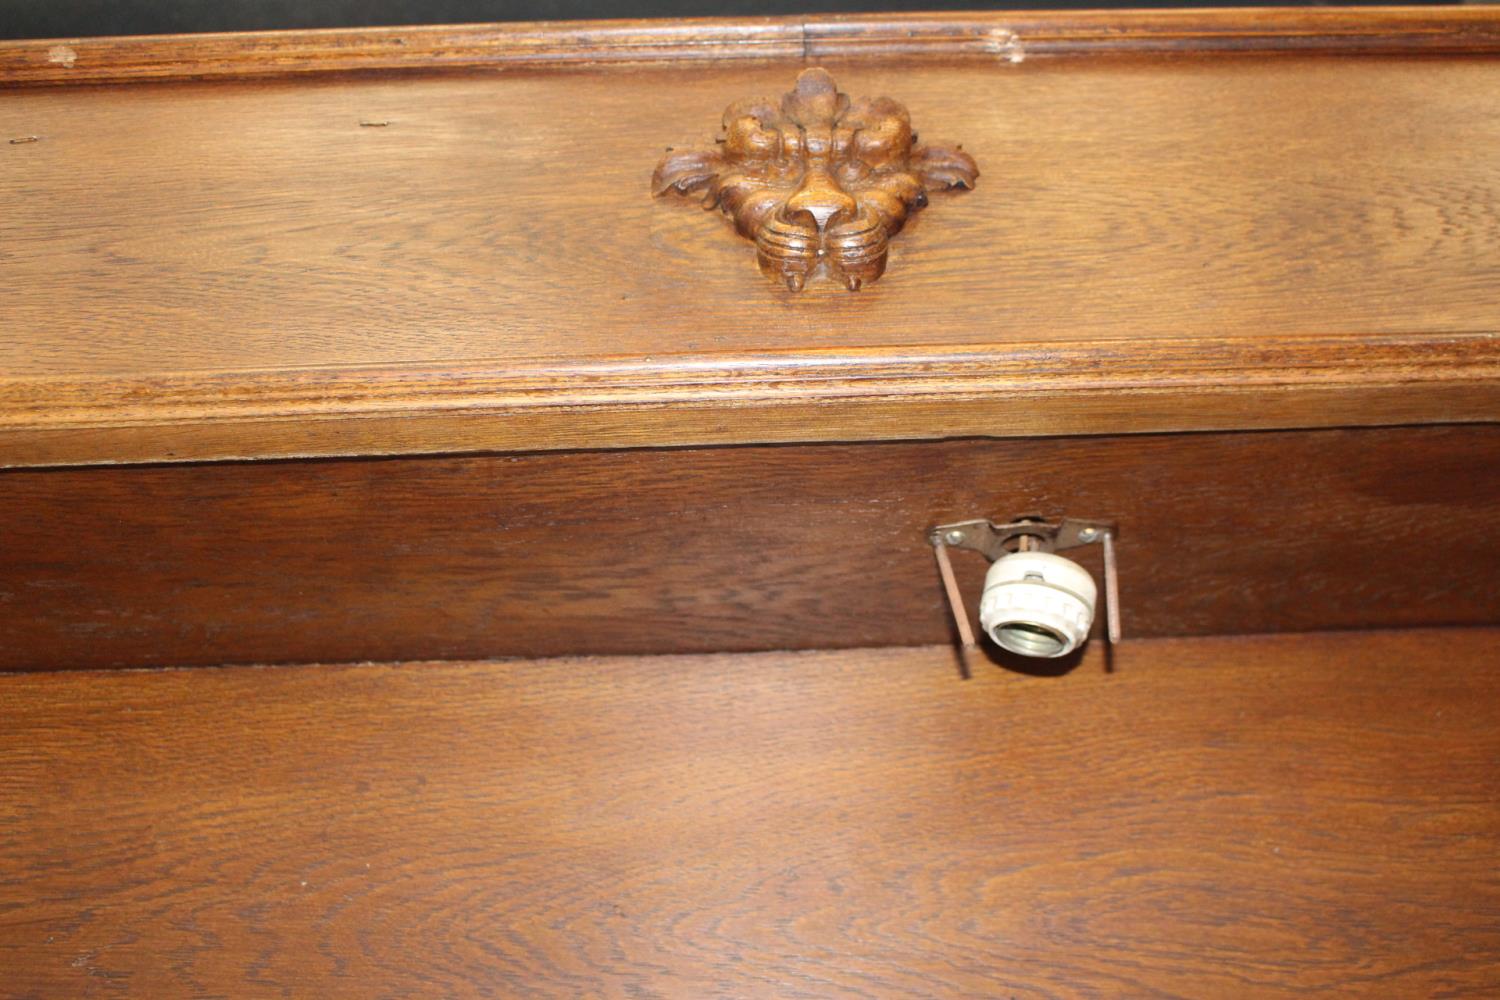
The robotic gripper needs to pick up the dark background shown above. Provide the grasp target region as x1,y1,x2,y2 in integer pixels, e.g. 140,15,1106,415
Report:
0,0,1455,41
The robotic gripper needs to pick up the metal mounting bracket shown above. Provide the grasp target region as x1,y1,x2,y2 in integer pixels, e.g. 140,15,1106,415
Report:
929,516,1115,561
928,515,1122,650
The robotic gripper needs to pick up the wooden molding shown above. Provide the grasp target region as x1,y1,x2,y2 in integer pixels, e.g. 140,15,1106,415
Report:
654,67,977,292
0,333,1495,468
5,9,1500,87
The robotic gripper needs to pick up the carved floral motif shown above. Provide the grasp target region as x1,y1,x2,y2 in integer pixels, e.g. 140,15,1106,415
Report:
653,68,978,291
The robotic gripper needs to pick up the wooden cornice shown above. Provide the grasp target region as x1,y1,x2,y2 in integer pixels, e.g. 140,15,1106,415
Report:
3,8,1500,87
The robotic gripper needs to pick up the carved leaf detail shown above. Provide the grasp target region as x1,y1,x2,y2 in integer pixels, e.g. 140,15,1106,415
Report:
780,67,849,129
652,69,978,291
911,144,980,191
651,149,725,197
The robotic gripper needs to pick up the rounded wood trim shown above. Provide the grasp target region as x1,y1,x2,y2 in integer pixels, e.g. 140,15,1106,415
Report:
5,8,1500,87
0,334,1495,468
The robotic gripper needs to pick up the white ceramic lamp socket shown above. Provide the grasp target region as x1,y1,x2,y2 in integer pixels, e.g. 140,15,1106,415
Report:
978,550,1098,658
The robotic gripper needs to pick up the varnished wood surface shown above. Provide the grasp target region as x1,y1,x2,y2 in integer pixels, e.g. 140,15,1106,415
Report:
6,9,1500,87
2,337,1495,469
3,426,1497,671
4,629,1500,997
3,47,1499,464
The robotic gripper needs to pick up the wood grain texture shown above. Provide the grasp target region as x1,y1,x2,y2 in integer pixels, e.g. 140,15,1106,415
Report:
6,9,1500,87
3,52,1500,464
2,425,1497,671
3,629,1500,997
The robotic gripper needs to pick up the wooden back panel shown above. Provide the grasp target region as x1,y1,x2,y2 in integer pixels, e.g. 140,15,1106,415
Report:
2,425,1496,670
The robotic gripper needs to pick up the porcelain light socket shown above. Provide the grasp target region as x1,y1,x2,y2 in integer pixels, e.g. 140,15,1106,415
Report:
978,550,1098,658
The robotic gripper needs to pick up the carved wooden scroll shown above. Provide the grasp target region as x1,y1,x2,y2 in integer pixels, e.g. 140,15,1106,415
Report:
652,68,978,291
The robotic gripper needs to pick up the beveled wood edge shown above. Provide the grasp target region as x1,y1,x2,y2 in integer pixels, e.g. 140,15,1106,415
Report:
0,333,1495,468
4,627,1496,675
4,7,1500,87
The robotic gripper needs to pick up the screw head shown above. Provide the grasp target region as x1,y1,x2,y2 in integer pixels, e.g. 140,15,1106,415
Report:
943,529,965,545
1077,527,1099,543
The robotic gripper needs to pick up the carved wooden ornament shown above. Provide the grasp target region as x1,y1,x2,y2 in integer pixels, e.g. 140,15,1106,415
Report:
653,68,979,291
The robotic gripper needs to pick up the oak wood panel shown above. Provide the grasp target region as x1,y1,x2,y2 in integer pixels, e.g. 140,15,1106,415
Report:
10,58,1495,372
2,425,1497,672
3,53,1500,464
6,9,1500,87
3,630,1500,997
